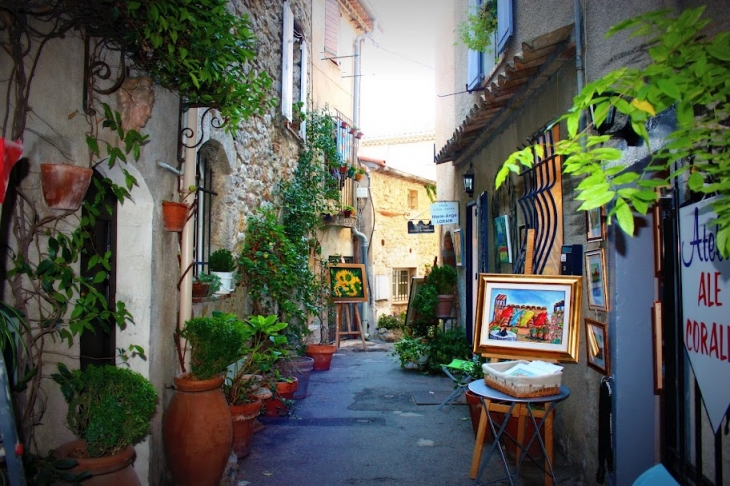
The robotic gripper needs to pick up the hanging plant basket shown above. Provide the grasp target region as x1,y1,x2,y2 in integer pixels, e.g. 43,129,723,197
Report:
162,201,190,232
40,164,93,211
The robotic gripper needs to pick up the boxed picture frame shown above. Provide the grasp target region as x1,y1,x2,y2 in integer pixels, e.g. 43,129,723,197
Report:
404,277,425,328
585,318,610,376
473,274,582,362
585,248,609,311
327,263,369,302
586,207,605,242
454,229,464,267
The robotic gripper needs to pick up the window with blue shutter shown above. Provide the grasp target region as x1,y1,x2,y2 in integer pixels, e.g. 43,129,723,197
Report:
497,0,513,54
466,0,483,91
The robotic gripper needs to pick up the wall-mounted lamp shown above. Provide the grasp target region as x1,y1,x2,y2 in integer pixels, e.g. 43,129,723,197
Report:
462,163,475,198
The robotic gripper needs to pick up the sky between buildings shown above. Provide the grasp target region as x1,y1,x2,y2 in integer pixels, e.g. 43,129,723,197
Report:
359,0,444,139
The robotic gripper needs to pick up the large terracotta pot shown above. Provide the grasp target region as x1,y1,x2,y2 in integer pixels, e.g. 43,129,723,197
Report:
230,400,262,459
53,439,140,486
263,378,298,417
40,164,93,211
305,344,336,371
162,201,189,232
163,373,232,486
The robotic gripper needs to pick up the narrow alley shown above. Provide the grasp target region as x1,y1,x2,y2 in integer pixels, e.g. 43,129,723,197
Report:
234,339,583,486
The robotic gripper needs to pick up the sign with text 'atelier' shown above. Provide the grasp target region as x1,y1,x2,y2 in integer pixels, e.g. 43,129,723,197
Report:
679,197,730,433
430,201,458,225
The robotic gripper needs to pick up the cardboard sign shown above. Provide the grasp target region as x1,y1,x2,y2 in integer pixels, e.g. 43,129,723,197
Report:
679,197,730,433
430,201,459,225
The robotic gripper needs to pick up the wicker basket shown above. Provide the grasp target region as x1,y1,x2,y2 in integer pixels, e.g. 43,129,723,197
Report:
482,360,562,398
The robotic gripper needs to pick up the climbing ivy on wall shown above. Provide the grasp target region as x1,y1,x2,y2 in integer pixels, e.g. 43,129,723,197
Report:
240,107,342,347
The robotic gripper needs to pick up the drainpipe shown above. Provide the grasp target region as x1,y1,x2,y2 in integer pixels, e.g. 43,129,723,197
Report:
352,8,379,132
178,107,198,338
352,226,372,336
574,0,586,131
352,4,378,337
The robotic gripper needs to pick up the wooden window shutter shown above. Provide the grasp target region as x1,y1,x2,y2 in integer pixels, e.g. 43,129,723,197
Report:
466,0,482,90
497,0,513,54
282,1,294,120
324,0,339,58
299,39,308,137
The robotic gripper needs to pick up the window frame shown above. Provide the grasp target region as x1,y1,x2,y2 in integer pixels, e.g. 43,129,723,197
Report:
392,268,415,302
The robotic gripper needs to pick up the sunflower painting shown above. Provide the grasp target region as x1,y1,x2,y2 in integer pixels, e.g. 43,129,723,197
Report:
328,264,369,302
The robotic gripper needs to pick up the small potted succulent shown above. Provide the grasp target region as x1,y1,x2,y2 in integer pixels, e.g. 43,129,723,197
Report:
208,248,236,295
51,364,157,485
341,204,355,218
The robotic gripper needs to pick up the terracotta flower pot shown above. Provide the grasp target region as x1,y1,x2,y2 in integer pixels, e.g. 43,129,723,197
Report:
162,201,189,232
230,400,262,459
53,439,140,486
163,373,232,486
192,282,209,298
40,164,93,211
305,344,337,371
435,294,455,318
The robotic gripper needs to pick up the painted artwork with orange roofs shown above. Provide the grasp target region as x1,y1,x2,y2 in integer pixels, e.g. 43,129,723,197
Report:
488,289,565,345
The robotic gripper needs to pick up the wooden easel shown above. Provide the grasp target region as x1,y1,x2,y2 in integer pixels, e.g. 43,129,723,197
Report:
470,229,556,486
335,302,366,350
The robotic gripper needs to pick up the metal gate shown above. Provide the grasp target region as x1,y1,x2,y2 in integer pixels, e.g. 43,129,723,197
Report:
659,187,729,486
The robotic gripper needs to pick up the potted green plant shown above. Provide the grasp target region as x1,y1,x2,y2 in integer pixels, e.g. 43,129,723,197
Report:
393,336,429,369
208,248,236,295
164,315,246,486
192,273,222,299
51,364,157,485
426,264,457,318
341,204,355,218
354,167,366,181
218,313,288,456
456,0,497,52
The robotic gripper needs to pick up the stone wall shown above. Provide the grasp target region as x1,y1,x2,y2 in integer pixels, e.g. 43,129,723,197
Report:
368,169,438,326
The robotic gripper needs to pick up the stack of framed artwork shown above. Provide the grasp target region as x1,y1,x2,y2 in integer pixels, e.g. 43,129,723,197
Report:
584,206,610,376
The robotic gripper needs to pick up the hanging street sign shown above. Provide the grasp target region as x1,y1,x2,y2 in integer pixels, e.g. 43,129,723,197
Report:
430,201,459,225
679,196,730,433
408,220,434,234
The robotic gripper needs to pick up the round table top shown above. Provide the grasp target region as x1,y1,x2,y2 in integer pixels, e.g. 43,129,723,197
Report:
468,380,570,404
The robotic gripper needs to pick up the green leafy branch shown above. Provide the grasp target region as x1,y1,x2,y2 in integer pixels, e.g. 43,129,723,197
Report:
496,7,730,255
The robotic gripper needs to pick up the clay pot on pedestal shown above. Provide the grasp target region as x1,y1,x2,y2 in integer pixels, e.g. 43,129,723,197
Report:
40,164,93,211
305,344,337,371
162,201,189,232
163,373,232,486
53,440,140,486
230,400,262,459
435,294,455,319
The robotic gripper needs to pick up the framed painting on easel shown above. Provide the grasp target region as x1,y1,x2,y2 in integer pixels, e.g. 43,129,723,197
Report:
473,273,582,362
327,263,369,302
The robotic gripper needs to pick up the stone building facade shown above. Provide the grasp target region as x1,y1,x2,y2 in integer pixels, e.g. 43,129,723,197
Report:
0,1,376,484
359,156,438,328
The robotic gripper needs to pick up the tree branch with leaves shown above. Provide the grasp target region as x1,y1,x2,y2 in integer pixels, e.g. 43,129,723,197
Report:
497,7,730,255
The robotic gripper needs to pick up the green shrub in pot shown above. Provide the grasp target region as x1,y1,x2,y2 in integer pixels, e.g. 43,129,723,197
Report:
208,248,236,272
426,264,457,296
52,364,157,458
180,316,246,380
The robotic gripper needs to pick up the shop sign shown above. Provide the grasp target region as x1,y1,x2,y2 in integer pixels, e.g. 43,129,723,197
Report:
408,220,434,234
679,196,730,432
430,201,458,225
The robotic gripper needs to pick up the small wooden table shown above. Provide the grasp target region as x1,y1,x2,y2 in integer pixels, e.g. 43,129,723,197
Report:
468,380,570,486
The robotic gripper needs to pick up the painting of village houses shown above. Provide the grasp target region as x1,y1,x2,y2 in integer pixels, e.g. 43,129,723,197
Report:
487,289,566,345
